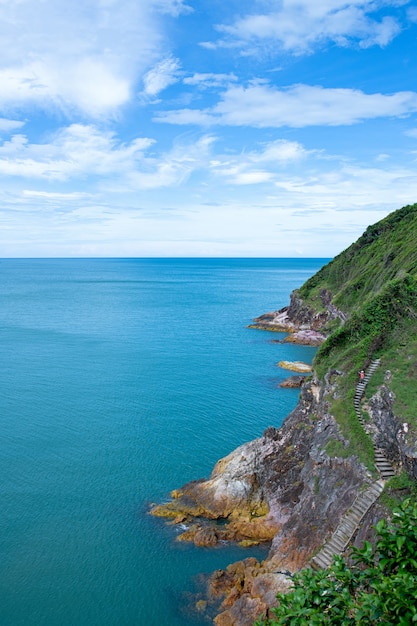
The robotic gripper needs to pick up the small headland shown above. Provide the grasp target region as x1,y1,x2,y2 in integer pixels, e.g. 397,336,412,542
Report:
151,205,417,625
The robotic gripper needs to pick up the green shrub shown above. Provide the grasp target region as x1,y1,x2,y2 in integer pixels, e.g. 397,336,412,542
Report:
254,499,417,626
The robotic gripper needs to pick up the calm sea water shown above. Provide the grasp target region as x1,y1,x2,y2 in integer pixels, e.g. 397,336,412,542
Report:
0,258,328,626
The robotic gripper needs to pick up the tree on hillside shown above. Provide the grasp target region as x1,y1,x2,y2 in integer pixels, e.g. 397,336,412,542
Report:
255,499,417,626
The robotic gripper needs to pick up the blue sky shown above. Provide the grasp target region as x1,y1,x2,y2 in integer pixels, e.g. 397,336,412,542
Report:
1,0,417,257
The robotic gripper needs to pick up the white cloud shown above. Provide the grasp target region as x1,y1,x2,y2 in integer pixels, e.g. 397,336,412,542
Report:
0,124,217,192
249,139,308,163
272,163,417,211
0,60,131,117
153,0,193,17
156,83,417,127
209,139,309,185
183,73,238,88
2,139,417,257
214,0,405,54
22,190,92,200
142,57,182,98
0,124,155,180
0,0,181,117
407,6,417,22
155,108,214,125
0,118,25,132
126,134,216,188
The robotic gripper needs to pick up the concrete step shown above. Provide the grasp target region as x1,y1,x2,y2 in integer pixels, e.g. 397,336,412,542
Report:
311,362,385,571
376,459,394,465
349,505,367,517
330,537,347,550
380,470,395,478
310,479,385,570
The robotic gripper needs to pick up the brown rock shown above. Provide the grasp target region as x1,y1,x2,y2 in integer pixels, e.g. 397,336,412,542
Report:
194,526,219,547
195,599,207,612
151,374,379,625
283,330,326,346
215,595,266,626
277,360,312,373
251,572,293,606
279,376,305,388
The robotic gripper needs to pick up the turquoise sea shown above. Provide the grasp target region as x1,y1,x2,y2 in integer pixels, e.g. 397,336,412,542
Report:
0,258,328,626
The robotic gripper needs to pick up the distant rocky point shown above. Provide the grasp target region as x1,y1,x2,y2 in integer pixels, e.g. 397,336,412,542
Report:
277,360,312,373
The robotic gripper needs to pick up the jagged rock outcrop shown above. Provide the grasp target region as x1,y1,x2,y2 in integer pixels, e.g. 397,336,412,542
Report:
151,375,374,623
282,330,326,346
279,376,305,388
207,559,293,626
249,289,344,342
367,383,417,478
277,360,312,373
151,205,417,624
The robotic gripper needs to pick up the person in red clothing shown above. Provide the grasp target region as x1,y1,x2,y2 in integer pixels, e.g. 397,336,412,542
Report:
359,369,365,380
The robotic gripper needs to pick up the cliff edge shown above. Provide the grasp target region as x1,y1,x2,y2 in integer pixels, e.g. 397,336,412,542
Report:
151,204,417,625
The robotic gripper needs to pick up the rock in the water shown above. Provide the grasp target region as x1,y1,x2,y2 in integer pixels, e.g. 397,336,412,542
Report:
150,364,385,624
279,375,305,388
277,360,312,373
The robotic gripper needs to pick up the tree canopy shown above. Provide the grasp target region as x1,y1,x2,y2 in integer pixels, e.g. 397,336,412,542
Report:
255,499,417,626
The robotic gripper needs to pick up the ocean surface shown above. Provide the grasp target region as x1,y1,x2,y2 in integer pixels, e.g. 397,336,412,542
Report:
0,258,328,626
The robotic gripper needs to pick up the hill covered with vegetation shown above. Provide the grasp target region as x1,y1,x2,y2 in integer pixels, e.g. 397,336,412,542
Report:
153,204,417,625
300,203,417,374
294,203,417,475
254,204,417,626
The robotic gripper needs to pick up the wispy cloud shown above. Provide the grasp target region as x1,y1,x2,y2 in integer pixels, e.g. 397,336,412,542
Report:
0,0,416,257
209,139,309,184
156,83,417,127
126,134,216,189
0,118,25,133
153,0,193,17
0,124,216,191
0,125,155,180
22,190,93,201
183,73,238,88
210,0,406,54
0,0,186,118
142,57,182,98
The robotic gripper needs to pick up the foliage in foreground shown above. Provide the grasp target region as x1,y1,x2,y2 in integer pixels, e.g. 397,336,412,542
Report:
255,499,417,626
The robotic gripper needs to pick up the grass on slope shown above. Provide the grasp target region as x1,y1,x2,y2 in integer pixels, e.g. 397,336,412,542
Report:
298,203,417,319
365,332,417,438
295,204,417,470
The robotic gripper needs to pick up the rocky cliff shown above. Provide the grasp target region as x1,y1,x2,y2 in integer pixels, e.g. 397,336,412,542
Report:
151,205,417,625
151,335,375,624
248,289,344,346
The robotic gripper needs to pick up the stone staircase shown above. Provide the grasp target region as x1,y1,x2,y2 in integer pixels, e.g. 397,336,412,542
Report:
353,359,395,480
311,359,396,570
311,479,385,570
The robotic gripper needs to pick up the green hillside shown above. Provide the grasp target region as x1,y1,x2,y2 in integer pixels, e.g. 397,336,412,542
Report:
299,203,417,312
254,204,417,626
296,203,417,469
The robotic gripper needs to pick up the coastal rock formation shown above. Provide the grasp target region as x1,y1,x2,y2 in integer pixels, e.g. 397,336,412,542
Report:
152,206,417,625
277,360,312,373
367,384,417,478
282,329,326,346
279,375,305,388
207,559,293,626
151,375,373,623
248,289,344,340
